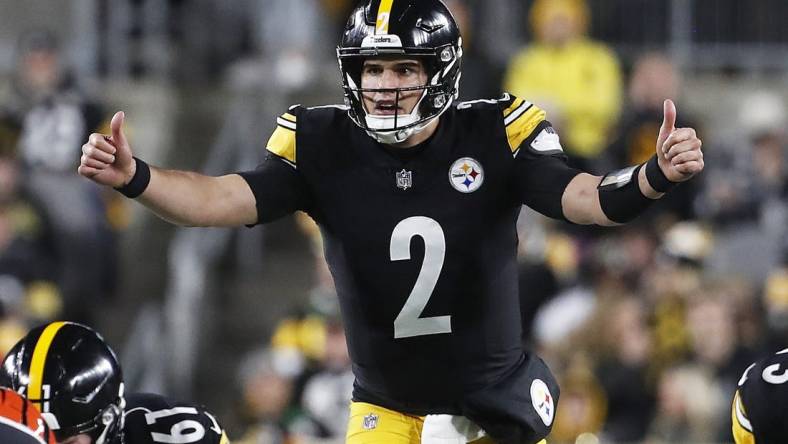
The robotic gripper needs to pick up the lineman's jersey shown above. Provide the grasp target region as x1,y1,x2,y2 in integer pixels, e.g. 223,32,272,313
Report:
121,393,229,444
240,94,580,414
732,348,788,444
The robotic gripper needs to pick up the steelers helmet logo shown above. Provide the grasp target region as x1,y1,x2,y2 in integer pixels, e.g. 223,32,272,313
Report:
530,379,554,426
449,157,484,193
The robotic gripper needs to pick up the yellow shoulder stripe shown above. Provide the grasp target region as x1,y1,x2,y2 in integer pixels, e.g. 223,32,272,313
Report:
503,97,526,118
267,113,297,165
504,102,545,153
731,391,755,444
29,322,68,401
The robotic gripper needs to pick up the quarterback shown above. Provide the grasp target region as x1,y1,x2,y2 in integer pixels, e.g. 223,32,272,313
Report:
78,1,703,442
0,322,229,444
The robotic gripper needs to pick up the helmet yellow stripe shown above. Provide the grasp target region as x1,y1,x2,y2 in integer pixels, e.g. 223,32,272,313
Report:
375,0,395,34
28,322,68,401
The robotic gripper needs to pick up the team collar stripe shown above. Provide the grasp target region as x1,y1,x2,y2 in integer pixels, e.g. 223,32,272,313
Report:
376,0,395,34
276,118,297,130
280,113,297,124
504,102,533,126
28,322,68,402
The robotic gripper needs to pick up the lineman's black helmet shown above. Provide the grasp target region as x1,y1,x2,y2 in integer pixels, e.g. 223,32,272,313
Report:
0,322,125,444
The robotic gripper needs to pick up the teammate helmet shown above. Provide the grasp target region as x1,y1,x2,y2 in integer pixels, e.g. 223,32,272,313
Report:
0,322,125,444
0,388,56,444
337,0,463,144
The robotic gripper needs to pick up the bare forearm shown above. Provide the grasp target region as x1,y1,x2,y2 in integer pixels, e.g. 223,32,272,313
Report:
562,173,612,225
138,167,257,227
562,167,663,226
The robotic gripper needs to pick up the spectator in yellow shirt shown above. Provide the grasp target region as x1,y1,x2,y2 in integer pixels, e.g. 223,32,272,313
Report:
504,0,622,171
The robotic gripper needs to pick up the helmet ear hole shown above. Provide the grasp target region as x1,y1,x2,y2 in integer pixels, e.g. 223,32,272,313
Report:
92,403,124,444
440,47,454,62
101,406,117,426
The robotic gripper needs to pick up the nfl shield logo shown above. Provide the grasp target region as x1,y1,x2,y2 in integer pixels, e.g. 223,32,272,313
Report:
362,413,379,430
396,169,413,190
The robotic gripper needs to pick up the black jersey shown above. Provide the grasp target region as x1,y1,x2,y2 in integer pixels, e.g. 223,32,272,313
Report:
732,349,788,444
120,393,228,444
240,94,580,413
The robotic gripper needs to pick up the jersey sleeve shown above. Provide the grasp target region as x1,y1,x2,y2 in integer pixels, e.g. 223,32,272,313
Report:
731,390,755,444
237,107,312,225
733,350,788,443
123,394,229,444
500,94,581,220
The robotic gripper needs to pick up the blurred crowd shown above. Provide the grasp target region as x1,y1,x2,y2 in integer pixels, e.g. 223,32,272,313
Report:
0,0,786,443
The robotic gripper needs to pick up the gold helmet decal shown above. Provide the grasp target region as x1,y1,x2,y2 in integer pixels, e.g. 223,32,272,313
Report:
27,322,68,404
375,0,395,34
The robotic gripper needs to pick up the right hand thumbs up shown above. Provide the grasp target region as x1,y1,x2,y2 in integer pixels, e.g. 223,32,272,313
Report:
78,111,137,188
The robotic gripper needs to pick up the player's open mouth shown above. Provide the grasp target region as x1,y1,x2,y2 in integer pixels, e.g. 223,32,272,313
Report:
372,101,403,115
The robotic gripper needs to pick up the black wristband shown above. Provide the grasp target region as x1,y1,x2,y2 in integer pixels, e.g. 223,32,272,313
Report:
645,155,677,193
598,163,655,223
115,157,151,198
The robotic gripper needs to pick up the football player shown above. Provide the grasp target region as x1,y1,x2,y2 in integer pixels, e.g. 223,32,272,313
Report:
0,322,229,444
0,387,55,444
77,1,703,442
732,348,788,444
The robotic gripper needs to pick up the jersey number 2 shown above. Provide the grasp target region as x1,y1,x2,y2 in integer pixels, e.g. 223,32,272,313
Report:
390,216,451,338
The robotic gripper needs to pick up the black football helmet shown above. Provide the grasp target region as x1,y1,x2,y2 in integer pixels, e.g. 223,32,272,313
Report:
337,0,463,144
0,322,125,444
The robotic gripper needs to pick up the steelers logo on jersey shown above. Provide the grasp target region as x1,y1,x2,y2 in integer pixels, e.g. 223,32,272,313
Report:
449,157,484,193
531,379,555,427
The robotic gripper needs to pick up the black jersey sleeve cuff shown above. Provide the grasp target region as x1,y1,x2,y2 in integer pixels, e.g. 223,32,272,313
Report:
513,122,581,221
237,154,311,226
